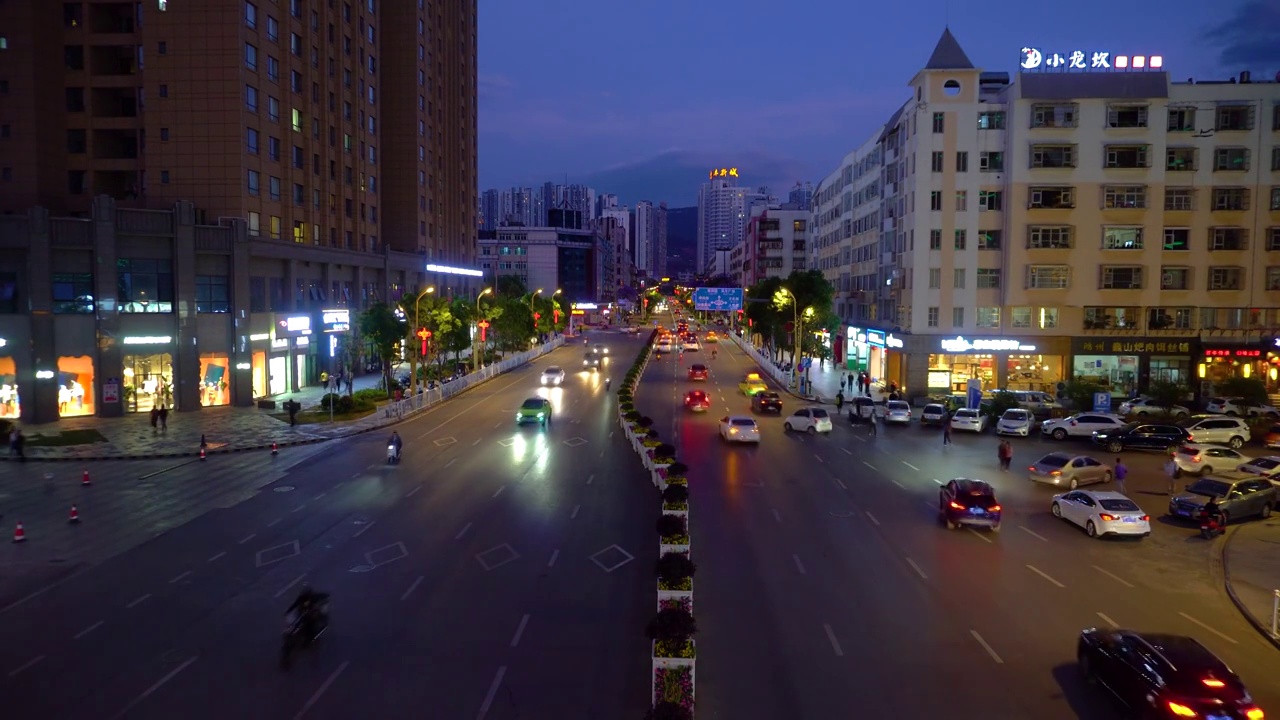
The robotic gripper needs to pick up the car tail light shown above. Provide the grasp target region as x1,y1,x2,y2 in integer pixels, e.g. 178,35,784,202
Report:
1050,470,1062,476
1186,433,1194,441
948,501,965,510
1099,513,1117,522
1140,515,1150,521
1245,707,1265,720
1201,678,1226,688
1192,455,1201,463
990,505,1001,513
1166,701,1197,718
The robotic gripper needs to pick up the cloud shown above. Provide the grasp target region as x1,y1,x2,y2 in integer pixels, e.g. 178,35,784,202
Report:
575,149,814,207
1205,1,1280,71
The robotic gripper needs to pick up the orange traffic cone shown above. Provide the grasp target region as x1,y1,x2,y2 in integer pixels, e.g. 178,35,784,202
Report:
82,470,91,486
199,447,206,460
12,522,26,543
271,442,278,455
68,506,79,524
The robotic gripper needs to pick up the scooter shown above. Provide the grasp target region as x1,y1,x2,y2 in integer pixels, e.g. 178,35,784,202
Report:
1199,509,1224,539
605,377,612,390
387,444,401,464
280,601,330,669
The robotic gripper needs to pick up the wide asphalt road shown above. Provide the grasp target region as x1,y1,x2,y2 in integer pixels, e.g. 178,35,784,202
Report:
639,319,1280,719
0,332,655,719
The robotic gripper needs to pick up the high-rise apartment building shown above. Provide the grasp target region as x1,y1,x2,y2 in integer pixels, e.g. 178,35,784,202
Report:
480,188,501,230
633,201,655,273
740,207,809,285
697,176,750,272
655,202,669,278
812,29,1280,402
787,182,814,211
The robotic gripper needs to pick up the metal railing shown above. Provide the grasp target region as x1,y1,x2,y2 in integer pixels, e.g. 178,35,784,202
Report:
1272,589,1279,638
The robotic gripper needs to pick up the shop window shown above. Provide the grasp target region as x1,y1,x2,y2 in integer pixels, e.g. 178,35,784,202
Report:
1007,354,1064,392
122,352,173,412
117,258,174,312
199,354,230,406
0,272,19,313
52,272,94,313
196,275,230,313
1073,354,1138,396
0,356,18,419
57,356,95,417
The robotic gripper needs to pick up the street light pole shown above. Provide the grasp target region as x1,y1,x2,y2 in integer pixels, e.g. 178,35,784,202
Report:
473,287,491,373
551,288,562,336
410,285,435,395
529,288,543,340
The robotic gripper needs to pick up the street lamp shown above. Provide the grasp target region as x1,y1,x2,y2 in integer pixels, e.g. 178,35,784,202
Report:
551,289,563,334
530,288,543,336
775,288,814,391
473,287,491,372
410,285,435,395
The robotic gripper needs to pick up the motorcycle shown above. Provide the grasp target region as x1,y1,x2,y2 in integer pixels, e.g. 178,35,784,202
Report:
280,601,330,669
605,377,612,390
387,444,401,464
1199,509,1224,539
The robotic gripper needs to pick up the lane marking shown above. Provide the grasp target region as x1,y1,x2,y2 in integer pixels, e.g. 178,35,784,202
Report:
293,660,350,720
571,504,581,519
7,655,45,678
126,593,151,608
207,551,226,562
274,574,307,599
932,478,943,484
967,528,993,543
1018,526,1050,543
608,431,614,438
401,576,424,601
405,484,423,498
1179,612,1238,644
110,656,198,720
493,422,502,429
841,447,852,455
454,522,473,540
834,478,847,490
771,508,782,523
587,474,595,485
292,504,306,513
902,461,920,471
822,624,844,657
865,511,881,526
476,666,508,720
851,434,865,442
862,461,877,471
74,620,104,640
509,614,530,648
792,554,807,575
890,479,906,489
472,438,481,446
814,454,825,463
313,492,326,500
1026,564,1066,588
905,558,928,580
354,521,375,538
1096,612,1119,628
168,571,192,584
492,486,506,498
970,630,1004,664
268,518,282,527
547,549,560,568
445,458,457,469
1092,564,1135,589
238,533,256,545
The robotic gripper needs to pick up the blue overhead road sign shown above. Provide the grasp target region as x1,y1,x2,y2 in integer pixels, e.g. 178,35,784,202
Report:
692,287,744,312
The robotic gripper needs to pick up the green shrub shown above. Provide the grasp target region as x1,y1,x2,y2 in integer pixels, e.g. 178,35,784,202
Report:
352,388,389,403
656,514,686,539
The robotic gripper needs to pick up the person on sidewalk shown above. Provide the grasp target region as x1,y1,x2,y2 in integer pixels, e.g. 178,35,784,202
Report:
150,406,160,432
159,405,169,432
835,390,844,413
1114,458,1128,495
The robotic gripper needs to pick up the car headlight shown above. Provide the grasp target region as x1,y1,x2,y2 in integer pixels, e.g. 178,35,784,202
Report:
537,412,545,419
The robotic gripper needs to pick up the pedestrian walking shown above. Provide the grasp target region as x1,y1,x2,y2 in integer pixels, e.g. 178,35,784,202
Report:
1164,457,1178,494
943,422,952,446
998,440,1012,471
835,390,844,413
150,406,159,431
1114,458,1128,495
159,405,169,432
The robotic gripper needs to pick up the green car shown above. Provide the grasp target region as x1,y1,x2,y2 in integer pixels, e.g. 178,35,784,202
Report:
516,397,552,426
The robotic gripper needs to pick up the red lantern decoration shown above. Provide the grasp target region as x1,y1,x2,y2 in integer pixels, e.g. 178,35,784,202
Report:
533,312,541,322
553,308,560,324
416,327,433,355
477,319,490,342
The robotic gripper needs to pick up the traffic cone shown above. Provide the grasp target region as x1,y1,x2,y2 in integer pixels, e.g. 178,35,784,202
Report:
199,447,206,460
82,470,91,486
271,442,278,455
68,506,79,524
12,522,25,543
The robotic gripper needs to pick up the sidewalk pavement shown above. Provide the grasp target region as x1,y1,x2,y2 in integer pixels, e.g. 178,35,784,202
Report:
1221,520,1280,648
724,330,860,406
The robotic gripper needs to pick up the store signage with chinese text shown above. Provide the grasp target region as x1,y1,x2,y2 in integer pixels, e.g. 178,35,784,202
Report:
939,336,1037,353
1204,348,1262,358
708,167,739,180
321,309,350,333
1019,47,1163,71
1077,340,1192,354
276,315,312,337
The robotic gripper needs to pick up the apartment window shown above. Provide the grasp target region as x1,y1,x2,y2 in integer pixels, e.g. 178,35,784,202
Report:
291,108,302,132
247,169,260,196
1275,106,1280,131
1167,108,1195,132
1212,187,1249,211
1267,228,1280,251
68,171,85,194
929,229,942,250
1273,147,1280,171
978,111,1005,130
292,145,304,168
266,56,279,82
1107,104,1149,128
928,268,941,288
932,112,944,133
159,84,168,98
977,269,1001,289
1105,145,1149,169
245,85,258,111
1028,226,1072,249
290,70,302,93
1102,227,1143,250
1100,266,1143,290
1149,307,1194,329
1208,266,1243,290
953,268,966,289
66,129,86,154
978,230,1001,250
291,0,302,17
244,128,259,154
1028,265,1069,289
1165,187,1194,211
195,275,230,313
1031,103,1076,128
1029,186,1074,209
1209,227,1248,251
267,136,280,160
979,152,1004,171
117,259,174,313
1103,185,1147,209
1163,228,1190,251
956,191,968,212
930,191,942,211
1086,307,1141,329
247,212,260,237
66,87,85,113
956,152,968,172
1031,144,1076,168
52,273,94,314
1214,147,1249,171
952,307,964,328
1039,308,1059,329
160,128,169,141
1271,187,1280,211
978,191,1002,211
245,43,257,71
157,41,167,55
268,96,279,122
1166,147,1196,171
292,183,304,205
268,175,281,201
1216,105,1253,131
976,307,1000,328
266,15,279,42
927,307,939,327
954,229,967,250
290,33,302,56
930,152,944,172
1011,307,1032,328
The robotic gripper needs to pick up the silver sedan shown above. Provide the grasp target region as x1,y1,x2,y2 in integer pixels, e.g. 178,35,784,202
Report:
1028,452,1114,490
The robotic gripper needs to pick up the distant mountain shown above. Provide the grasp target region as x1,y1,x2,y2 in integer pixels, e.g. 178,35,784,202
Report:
665,207,697,277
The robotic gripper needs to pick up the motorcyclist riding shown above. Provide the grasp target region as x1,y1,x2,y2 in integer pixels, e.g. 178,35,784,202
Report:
286,583,330,639
389,431,403,460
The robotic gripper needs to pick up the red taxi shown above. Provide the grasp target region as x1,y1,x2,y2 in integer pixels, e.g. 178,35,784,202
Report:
684,390,711,412
688,364,709,381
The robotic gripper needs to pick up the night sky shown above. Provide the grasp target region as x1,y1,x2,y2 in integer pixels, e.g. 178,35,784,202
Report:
479,0,1279,206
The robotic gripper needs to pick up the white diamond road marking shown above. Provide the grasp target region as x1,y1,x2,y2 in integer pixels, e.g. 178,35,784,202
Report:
273,486,296,493
433,437,457,447
496,438,516,447
255,541,301,568
589,545,635,573
365,542,408,568
562,437,588,447
475,544,520,571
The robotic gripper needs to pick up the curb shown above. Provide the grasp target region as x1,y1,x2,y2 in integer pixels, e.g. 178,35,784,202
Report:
1218,524,1280,651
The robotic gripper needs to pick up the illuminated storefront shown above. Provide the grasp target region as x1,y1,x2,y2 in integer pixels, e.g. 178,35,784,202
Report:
1199,340,1279,395
249,332,270,397
845,326,906,386
57,356,95,417
199,353,231,407
121,336,175,413
0,339,18,419
271,313,313,395
929,336,1067,395
1071,338,1197,398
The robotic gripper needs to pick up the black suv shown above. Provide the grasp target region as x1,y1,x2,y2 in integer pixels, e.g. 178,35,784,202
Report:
1078,629,1264,719
938,479,1002,532
751,391,782,414
1093,422,1190,454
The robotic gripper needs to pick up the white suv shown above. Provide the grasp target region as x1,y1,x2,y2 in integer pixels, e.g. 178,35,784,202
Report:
1178,415,1252,449
1205,397,1280,419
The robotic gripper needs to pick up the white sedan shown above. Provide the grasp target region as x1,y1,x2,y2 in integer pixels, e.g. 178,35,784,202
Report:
540,366,566,385
1117,397,1190,417
950,408,986,433
1040,413,1127,441
996,408,1034,437
719,415,761,443
784,407,833,434
684,339,701,352
1050,490,1151,539
1236,456,1280,478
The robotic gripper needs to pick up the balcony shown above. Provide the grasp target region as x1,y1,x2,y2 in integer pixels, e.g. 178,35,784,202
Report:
1083,307,1142,331
87,3,137,35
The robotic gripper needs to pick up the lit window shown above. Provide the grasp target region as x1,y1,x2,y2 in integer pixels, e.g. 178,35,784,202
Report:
291,108,302,132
